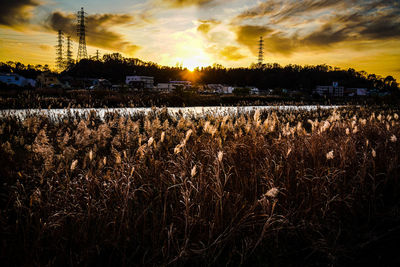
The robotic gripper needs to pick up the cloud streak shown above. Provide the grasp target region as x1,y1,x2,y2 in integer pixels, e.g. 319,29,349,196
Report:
158,0,215,8
232,0,400,55
236,0,352,23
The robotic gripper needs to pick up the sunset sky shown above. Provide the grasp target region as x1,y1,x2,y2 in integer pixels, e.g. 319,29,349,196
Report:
0,0,399,79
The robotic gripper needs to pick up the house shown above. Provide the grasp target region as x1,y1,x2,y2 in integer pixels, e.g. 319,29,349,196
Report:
314,82,344,97
156,83,174,92
222,86,234,94
37,72,61,88
156,81,192,92
205,84,234,94
0,73,36,87
249,87,260,95
126,76,154,89
346,88,368,96
90,79,112,90
169,81,192,89
205,84,222,93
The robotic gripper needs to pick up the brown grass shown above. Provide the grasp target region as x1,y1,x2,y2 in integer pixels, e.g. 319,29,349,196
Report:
0,106,399,266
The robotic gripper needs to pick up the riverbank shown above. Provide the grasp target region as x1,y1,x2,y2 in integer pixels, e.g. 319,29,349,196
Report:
0,88,398,109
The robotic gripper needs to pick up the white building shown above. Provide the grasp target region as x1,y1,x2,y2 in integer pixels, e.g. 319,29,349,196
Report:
156,83,174,92
169,81,191,88
347,88,368,96
250,87,260,95
155,81,193,92
314,82,344,97
126,76,154,89
222,86,234,94
0,73,36,87
206,84,234,94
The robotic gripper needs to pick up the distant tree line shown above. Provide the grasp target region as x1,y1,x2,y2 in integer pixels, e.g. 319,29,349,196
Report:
0,62,51,80
1,53,398,93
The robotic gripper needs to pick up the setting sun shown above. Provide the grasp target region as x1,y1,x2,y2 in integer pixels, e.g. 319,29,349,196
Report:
172,39,212,71
182,58,205,71
175,54,211,71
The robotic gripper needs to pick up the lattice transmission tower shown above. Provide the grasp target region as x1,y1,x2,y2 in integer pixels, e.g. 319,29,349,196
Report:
76,7,88,61
56,30,64,71
66,36,74,66
258,36,264,65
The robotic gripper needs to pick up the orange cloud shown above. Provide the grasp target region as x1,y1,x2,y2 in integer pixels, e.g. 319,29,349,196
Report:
39,44,52,51
159,0,215,8
219,46,245,61
197,19,220,35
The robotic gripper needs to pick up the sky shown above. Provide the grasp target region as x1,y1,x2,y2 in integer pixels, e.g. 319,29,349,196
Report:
0,0,399,79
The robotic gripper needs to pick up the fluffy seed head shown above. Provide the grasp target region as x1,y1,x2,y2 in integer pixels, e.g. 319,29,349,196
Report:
148,137,154,146
70,159,78,171
160,131,165,143
218,151,223,163
191,165,197,177
265,187,279,198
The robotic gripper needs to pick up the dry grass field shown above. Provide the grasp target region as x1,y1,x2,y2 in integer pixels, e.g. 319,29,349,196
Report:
1,107,399,266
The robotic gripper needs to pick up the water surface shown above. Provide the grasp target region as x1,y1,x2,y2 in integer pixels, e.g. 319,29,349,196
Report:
0,105,340,120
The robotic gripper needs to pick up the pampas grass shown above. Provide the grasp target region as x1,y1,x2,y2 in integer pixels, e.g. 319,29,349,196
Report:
1,106,400,266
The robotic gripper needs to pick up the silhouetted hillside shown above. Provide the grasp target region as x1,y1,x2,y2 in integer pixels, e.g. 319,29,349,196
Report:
1,55,399,94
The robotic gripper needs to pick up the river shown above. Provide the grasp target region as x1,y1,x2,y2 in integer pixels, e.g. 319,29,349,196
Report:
0,105,340,120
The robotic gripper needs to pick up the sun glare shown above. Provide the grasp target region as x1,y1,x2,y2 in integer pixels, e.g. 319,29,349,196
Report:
182,57,211,71
184,59,199,71
174,47,212,72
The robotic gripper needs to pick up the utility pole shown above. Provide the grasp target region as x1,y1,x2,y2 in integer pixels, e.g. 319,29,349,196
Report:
76,7,88,62
56,30,64,71
258,36,264,66
96,49,100,61
66,36,73,66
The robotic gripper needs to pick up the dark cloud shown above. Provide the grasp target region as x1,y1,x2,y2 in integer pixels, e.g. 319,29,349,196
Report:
45,11,142,56
358,13,400,39
236,1,279,20
302,24,349,46
304,2,400,44
233,0,400,54
0,0,40,27
232,25,297,56
235,25,273,50
236,0,344,22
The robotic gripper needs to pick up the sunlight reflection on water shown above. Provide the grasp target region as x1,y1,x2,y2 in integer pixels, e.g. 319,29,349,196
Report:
1,105,340,120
